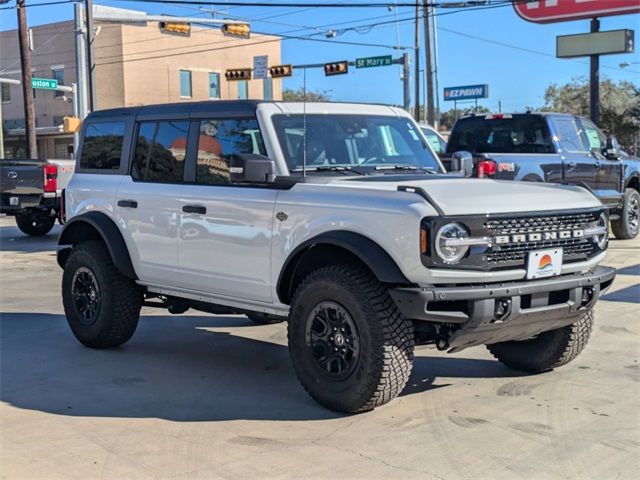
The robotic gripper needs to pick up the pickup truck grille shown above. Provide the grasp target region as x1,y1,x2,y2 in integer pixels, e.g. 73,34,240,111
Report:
483,211,601,267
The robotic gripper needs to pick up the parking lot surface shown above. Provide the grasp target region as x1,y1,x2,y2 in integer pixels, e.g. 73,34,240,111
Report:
1,215,638,480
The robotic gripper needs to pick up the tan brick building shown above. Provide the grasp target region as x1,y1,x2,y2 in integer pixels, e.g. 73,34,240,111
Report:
0,19,282,158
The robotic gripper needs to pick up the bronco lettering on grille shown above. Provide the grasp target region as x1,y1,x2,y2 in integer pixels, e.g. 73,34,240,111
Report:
495,229,584,245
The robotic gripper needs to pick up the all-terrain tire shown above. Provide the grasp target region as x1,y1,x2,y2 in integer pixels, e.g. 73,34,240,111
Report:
487,311,594,373
62,240,142,348
288,264,414,413
611,188,640,239
246,313,286,325
15,212,55,236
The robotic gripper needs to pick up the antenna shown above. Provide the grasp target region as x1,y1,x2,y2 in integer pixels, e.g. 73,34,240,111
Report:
302,66,307,177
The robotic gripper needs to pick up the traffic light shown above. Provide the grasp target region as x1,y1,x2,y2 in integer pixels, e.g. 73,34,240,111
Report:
269,65,293,78
159,21,191,37
222,23,250,38
324,61,349,76
225,68,252,81
63,116,81,133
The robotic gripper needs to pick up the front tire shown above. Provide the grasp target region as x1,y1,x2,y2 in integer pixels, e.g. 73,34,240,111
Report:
487,311,594,373
62,241,142,348
611,188,640,239
15,212,55,236
288,265,414,413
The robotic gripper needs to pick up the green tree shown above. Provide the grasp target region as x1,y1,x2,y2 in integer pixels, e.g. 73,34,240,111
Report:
543,78,640,154
438,105,489,130
283,87,332,102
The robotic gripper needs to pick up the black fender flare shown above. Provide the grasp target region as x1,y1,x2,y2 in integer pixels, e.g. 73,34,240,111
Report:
624,172,640,191
276,230,411,304
57,211,137,279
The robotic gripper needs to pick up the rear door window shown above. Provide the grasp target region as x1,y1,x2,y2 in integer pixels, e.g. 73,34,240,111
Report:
195,118,266,185
131,121,189,183
80,121,126,170
554,117,586,152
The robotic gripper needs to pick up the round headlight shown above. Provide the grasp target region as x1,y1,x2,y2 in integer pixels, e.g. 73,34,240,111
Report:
435,222,469,264
594,212,608,249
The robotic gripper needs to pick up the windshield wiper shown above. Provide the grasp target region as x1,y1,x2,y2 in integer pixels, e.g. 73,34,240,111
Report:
291,165,367,175
374,165,437,173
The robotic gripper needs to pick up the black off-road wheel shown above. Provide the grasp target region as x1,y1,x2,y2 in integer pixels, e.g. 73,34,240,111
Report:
611,188,640,239
62,240,142,348
15,212,55,236
487,311,594,373
288,264,414,413
246,313,286,325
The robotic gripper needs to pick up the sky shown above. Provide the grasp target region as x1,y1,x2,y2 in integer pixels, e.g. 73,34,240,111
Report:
1,0,639,114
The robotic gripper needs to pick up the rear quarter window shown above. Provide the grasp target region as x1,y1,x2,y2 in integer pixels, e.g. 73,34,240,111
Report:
80,121,126,170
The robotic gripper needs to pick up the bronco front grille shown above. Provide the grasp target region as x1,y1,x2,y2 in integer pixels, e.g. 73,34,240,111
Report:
483,210,601,268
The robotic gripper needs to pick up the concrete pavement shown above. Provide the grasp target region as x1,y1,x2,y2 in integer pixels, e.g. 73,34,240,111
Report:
1,216,638,479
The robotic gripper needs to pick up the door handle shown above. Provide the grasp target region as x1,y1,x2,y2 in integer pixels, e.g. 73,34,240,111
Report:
566,161,577,168
117,199,138,208
182,204,207,214
594,161,601,168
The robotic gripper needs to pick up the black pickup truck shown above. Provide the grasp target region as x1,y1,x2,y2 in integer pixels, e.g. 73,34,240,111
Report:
1,159,74,236
444,112,640,239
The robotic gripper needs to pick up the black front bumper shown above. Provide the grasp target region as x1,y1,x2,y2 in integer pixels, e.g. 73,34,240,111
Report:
390,266,616,351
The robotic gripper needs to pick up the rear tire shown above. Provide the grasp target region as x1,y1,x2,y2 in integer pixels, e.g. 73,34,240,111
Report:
611,188,640,239
288,264,414,413
487,311,594,373
62,240,142,348
15,212,55,236
246,313,286,325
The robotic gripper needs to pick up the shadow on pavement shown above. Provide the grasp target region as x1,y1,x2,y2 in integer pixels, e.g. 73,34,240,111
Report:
1,312,517,421
0,224,61,254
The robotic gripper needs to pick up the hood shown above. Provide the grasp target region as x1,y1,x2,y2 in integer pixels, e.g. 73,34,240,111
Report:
328,176,603,216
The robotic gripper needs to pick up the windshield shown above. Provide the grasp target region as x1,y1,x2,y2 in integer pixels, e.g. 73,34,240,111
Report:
446,115,554,154
272,114,441,172
420,127,447,154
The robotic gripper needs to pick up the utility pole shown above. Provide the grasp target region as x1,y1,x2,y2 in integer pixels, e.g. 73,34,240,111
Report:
431,7,440,129
17,0,37,158
74,2,89,120
589,17,600,126
85,0,96,111
423,0,435,126
414,2,420,121
403,52,410,112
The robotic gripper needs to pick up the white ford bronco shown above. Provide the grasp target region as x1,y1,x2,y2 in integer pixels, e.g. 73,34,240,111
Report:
58,101,616,412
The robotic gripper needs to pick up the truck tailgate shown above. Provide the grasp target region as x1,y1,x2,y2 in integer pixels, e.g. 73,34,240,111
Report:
0,160,44,195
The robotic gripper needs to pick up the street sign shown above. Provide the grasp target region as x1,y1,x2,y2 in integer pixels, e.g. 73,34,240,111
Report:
514,0,640,24
31,78,58,90
557,29,634,58
355,55,392,69
253,55,268,80
444,84,488,101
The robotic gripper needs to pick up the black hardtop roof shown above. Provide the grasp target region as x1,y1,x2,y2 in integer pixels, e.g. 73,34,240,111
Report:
87,100,264,119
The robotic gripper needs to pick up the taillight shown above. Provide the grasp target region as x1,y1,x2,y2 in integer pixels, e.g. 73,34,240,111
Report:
477,159,496,178
43,163,58,193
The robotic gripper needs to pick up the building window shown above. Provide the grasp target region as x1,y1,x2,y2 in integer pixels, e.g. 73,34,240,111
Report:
179,70,192,98
132,121,189,183
1,83,10,103
209,72,220,99
237,80,248,100
52,68,64,97
262,78,273,101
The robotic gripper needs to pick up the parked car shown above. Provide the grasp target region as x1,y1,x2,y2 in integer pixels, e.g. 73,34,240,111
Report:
418,123,447,155
57,101,615,412
442,112,640,239
0,158,74,235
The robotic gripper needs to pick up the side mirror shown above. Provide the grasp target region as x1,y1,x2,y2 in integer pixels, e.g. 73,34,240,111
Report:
604,135,621,160
229,154,276,183
450,151,474,177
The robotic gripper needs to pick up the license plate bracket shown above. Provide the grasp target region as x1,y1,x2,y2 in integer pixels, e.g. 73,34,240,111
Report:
526,248,563,279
